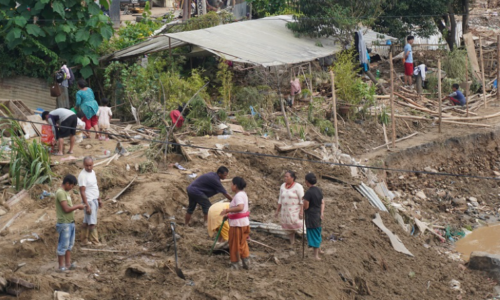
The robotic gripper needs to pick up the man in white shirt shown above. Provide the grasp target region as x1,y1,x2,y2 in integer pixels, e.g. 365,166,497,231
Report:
78,156,102,245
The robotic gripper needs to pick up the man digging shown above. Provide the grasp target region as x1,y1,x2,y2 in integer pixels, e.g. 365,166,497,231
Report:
79,156,103,246
185,166,233,226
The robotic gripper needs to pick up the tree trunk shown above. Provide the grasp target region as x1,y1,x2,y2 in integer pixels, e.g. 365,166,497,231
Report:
462,0,469,34
435,11,457,51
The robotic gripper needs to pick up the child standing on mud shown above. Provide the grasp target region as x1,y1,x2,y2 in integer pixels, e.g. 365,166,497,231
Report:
221,177,251,270
55,175,85,272
96,98,112,141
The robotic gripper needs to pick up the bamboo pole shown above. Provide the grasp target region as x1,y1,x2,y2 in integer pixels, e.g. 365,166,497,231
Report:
330,71,339,148
438,59,442,133
497,35,500,103
480,37,487,108
276,66,292,139
465,52,469,117
389,51,396,148
309,62,313,103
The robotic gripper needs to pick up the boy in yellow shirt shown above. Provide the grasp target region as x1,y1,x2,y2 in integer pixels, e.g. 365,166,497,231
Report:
55,175,85,272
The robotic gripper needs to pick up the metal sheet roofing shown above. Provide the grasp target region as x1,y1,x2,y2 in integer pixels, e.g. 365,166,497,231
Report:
101,15,396,66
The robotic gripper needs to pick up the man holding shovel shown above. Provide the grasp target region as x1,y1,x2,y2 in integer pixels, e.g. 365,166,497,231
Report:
78,156,102,246
185,166,232,226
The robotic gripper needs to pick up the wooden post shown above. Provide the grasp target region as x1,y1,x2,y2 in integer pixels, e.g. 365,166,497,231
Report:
309,62,313,103
438,59,442,133
169,37,172,58
276,67,292,140
389,51,396,148
480,37,487,108
465,53,469,117
330,71,339,148
497,35,500,103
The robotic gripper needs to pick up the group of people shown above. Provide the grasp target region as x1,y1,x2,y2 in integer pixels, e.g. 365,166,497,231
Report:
404,35,466,107
42,79,112,156
55,157,102,272
186,167,325,270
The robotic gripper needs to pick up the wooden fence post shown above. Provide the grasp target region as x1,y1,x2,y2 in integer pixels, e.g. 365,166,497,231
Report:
438,59,442,133
389,51,395,147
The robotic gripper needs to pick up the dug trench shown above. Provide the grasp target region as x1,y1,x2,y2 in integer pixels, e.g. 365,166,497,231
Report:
0,134,498,299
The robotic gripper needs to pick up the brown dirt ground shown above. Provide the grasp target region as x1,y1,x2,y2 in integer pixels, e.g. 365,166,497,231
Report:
0,129,497,300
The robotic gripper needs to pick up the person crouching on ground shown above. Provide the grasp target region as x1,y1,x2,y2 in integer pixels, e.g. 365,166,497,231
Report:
300,173,324,260
185,166,233,226
207,202,230,244
42,108,78,156
55,175,85,272
220,177,251,270
441,83,466,106
275,170,304,246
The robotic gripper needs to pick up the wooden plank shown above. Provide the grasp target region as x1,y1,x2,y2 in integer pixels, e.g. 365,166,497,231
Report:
5,190,29,208
463,33,482,81
19,121,37,138
275,141,317,152
173,134,192,162
26,115,43,136
0,210,26,233
228,123,245,133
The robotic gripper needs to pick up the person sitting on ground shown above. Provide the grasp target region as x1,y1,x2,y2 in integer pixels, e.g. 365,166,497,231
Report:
185,166,233,226
220,177,251,270
275,170,305,246
404,36,414,88
441,83,466,106
207,202,230,243
300,173,324,260
42,108,78,156
55,174,85,272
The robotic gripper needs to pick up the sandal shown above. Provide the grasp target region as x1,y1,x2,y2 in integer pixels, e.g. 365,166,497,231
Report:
53,153,64,156
68,262,77,270
67,151,73,154
56,267,67,273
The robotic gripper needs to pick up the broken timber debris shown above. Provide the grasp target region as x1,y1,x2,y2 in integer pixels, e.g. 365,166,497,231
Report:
275,141,318,152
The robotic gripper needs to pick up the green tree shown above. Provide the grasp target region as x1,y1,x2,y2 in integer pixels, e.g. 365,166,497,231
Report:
376,0,471,50
0,0,113,78
287,0,384,45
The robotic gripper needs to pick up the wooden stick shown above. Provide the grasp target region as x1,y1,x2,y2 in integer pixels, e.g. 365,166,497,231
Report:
0,210,25,233
465,52,469,117
80,248,126,253
109,176,138,202
248,238,278,251
105,153,119,166
330,71,339,148
382,124,390,150
438,120,492,127
441,111,500,121
372,132,418,150
480,37,487,108
498,35,500,104
438,59,442,133
389,51,395,148
308,62,313,103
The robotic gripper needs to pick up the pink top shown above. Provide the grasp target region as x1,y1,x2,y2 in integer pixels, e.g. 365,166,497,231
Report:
228,191,249,227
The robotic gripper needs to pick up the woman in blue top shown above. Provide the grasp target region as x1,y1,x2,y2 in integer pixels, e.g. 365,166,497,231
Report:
76,79,100,139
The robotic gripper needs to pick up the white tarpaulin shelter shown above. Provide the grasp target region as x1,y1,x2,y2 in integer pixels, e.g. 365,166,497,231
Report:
101,15,396,66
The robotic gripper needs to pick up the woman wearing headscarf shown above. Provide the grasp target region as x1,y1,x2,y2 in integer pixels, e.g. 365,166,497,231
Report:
275,171,304,245
75,79,100,139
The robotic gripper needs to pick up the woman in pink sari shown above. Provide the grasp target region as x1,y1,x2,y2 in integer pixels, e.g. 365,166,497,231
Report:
275,171,304,245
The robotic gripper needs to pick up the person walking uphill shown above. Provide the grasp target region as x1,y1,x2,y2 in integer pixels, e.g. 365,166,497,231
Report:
300,173,324,260
55,175,85,272
42,108,78,156
78,156,102,246
275,171,304,245
220,177,251,270
185,166,233,226
75,79,100,139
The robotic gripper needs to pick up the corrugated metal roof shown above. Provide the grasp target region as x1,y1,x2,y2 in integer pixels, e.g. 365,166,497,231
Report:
101,15,396,66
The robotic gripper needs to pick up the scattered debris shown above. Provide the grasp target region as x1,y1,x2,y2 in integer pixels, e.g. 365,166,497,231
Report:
372,213,414,257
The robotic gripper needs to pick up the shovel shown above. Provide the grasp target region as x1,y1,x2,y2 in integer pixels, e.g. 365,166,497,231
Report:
170,222,186,280
209,217,227,256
